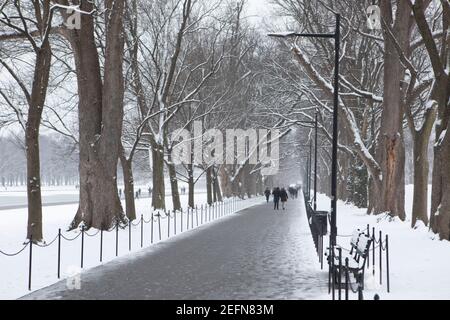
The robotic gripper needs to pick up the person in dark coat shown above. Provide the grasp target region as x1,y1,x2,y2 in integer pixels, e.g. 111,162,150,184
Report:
280,188,289,210
272,187,281,210
264,188,271,202
288,186,295,198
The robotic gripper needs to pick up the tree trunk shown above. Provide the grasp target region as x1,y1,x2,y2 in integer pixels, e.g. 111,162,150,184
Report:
213,170,223,202
119,146,136,221
431,119,450,239
26,129,43,241
68,0,126,230
374,1,411,220
219,165,233,198
206,167,213,205
241,164,257,198
188,163,195,208
26,36,52,241
428,45,450,239
151,145,166,210
167,161,181,211
436,138,450,240
411,131,430,227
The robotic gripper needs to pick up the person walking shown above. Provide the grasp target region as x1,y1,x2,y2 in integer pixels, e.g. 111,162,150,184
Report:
280,187,288,210
264,188,271,203
272,187,281,211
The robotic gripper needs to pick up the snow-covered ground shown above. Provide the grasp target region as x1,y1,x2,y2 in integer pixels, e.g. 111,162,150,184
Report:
3,183,449,300
315,185,450,300
0,188,263,300
0,183,204,209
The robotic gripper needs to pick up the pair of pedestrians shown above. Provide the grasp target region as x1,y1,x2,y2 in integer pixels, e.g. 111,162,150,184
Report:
272,187,288,211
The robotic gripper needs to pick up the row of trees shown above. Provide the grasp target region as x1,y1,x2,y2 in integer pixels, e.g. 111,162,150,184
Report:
0,135,78,187
0,0,285,241
0,0,448,242
265,0,449,239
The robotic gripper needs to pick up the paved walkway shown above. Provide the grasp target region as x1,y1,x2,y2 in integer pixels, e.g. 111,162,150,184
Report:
22,197,326,300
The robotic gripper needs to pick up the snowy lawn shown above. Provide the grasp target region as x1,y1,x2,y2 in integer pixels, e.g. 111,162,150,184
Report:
314,185,450,300
0,191,264,300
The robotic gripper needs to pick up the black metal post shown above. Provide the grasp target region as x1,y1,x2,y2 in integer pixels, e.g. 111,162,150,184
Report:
379,230,382,285
129,220,132,251
358,280,364,300
309,139,312,200
338,247,342,300
181,208,183,232
328,242,332,294
158,212,162,241
115,221,119,257
174,210,177,235
100,229,103,262
57,229,61,279
386,234,390,293
345,258,349,300
141,215,144,248
372,227,375,275
367,224,370,269
314,112,318,211
329,242,335,300
187,207,190,230
167,210,170,238
151,213,154,244
28,235,32,291
330,14,341,248
81,226,85,268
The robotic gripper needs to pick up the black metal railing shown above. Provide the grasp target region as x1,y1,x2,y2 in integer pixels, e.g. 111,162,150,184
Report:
303,192,391,300
303,190,327,269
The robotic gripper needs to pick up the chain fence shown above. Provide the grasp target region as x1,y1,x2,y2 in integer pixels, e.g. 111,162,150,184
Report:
0,196,262,292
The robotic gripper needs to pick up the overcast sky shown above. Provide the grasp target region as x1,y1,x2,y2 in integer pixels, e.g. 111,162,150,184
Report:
245,0,275,26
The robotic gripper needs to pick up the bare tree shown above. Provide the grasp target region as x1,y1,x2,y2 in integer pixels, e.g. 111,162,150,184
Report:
0,1,54,241
409,0,450,239
52,0,127,230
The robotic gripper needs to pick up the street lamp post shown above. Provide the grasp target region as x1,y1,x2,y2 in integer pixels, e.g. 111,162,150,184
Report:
314,112,318,211
330,15,341,248
296,120,317,202
309,139,312,200
268,14,341,248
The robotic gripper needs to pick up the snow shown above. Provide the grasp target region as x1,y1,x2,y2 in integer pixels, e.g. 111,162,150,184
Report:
436,129,447,147
314,184,450,300
3,183,450,300
0,187,263,300
22,198,326,300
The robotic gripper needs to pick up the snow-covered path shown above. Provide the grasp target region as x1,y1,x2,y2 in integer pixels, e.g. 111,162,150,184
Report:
21,198,326,300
